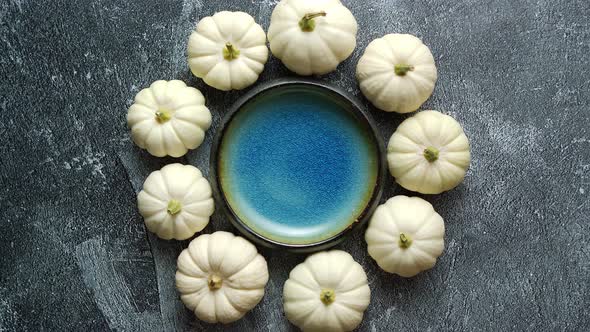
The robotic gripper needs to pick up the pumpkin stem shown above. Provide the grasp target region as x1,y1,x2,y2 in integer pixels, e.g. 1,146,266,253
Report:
423,146,439,162
167,199,182,215
223,42,240,60
399,233,412,249
208,275,223,290
394,64,414,76
319,289,336,305
155,110,172,123
299,12,327,32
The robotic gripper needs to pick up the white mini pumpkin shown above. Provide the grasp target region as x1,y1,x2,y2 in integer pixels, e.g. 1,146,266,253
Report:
176,231,269,324
283,250,370,332
137,163,214,240
387,110,470,194
267,0,358,76
127,80,212,157
365,196,445,277
187,11,268,91
356,34,437,113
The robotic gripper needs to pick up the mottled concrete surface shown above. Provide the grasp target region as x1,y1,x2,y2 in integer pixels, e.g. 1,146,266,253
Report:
1,0,589,331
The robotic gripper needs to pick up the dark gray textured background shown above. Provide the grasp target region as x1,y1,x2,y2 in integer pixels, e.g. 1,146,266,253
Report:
1,0,589,331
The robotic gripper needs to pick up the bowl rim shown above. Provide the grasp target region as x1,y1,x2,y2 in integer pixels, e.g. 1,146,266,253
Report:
209,78,387,253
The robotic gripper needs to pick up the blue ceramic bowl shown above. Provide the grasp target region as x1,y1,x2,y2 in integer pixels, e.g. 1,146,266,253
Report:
210,79,386,252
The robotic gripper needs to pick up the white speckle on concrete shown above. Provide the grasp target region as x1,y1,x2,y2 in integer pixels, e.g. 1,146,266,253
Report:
370,323,378,332
256,0,280,6
86,72,92,79
572,137,590,144
487,120,544,158
84,151,106,179
383,306,395,322
580,188,585,194
64,145,106,182
11,0,24,13
39,157,54,165
73,115,85,131
0,297,20,329
574,164,590,181
170,0,203,74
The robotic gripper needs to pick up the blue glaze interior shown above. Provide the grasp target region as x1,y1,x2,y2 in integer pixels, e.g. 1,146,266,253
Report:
219,85,378,245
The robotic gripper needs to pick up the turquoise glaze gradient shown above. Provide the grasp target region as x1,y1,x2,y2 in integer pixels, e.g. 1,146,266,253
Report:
219,86,378,245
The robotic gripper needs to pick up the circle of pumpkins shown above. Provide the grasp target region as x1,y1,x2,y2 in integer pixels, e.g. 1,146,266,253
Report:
127,1,471,331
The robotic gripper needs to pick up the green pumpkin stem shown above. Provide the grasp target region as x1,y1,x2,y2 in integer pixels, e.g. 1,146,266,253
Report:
167,199,182,215
423,146,439,163
299,12,327,32
394,64,414,76
399,233,412,249
208,275,223,290
319,289,336,305
223,42,240,60
155,110,172,123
